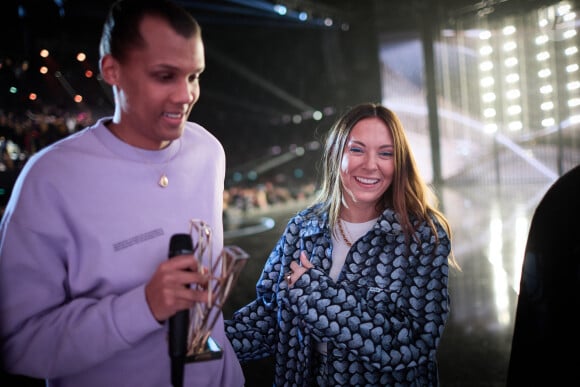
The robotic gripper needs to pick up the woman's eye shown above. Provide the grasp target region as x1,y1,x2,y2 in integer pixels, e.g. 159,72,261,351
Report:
349,147,363,153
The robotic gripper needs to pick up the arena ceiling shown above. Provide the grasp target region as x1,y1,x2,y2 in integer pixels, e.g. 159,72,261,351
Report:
0,0,565,168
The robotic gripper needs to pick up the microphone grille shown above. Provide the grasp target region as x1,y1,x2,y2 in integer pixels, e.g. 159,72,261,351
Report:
169,233,193,257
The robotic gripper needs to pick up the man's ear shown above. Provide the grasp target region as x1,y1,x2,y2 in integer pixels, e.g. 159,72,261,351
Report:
99,55,119,86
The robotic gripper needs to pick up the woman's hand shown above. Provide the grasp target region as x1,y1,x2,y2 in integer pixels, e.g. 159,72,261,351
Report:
286,251,313,287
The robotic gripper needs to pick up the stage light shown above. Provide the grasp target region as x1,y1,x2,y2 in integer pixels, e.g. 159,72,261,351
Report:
483,108,496,118
482,92,496,103
563,29,576,39
479,30,491,40
480,45,493,55
505,57,518,67
502,41,516,52
273,4,286,16
536,51,550,61
480,76,494,87
566,80,580,90
537,69,551,78
507,105,521,115
483,123,498,134
564,46,578,56
508,121,523,131
505,73,519,83
539,85,553,94
502,25,516,36
506,89,520,100
535,35,549,45
541,117,555,127
479,61,493,71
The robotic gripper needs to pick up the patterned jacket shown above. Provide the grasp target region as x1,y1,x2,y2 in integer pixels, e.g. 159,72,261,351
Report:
225,204,451,386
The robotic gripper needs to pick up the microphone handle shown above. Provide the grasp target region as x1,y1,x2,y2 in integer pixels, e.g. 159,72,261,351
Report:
171,356,185,387
169,309,189,387
168,234,194,387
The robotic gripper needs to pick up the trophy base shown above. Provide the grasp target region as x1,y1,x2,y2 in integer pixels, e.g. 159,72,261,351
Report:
185,336,223,362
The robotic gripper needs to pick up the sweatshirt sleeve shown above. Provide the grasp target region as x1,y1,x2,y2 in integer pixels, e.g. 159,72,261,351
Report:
0,172,160,379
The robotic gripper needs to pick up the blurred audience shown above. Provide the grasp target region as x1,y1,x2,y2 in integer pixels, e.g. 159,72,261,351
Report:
0,106,319,219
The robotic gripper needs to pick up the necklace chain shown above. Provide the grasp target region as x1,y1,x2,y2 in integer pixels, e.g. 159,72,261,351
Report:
337,219,352,247
107,123,175,188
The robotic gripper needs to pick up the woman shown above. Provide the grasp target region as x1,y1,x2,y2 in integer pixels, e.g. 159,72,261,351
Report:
225,102,458,386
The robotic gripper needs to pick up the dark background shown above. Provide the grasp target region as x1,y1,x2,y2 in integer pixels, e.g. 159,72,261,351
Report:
1,0,555,173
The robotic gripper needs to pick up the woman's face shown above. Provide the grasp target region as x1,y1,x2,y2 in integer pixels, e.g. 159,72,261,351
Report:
340,117,395,213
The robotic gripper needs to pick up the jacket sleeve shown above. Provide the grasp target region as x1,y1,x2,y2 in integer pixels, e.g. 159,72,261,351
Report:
225,228,287,362
288,220,451,372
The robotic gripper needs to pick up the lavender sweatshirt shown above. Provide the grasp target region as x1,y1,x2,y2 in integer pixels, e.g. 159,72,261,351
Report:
0,118,244,387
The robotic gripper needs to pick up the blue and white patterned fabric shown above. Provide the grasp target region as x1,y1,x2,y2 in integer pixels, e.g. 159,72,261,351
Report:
225,204,451,386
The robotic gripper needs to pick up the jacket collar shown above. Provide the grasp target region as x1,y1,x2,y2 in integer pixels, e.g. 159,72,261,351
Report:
298,206,403,239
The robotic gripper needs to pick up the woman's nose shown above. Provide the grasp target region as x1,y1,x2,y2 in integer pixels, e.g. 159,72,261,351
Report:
363,153,378,169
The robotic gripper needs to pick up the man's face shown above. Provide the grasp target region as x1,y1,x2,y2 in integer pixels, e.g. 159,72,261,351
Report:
107,15,205,149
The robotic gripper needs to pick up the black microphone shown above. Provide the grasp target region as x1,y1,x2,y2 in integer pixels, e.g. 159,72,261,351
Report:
168,233,194,387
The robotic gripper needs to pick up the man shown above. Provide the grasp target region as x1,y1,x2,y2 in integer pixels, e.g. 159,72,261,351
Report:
0,1,244,386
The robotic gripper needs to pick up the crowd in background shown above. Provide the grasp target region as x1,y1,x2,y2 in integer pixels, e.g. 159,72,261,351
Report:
0,107,318,218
